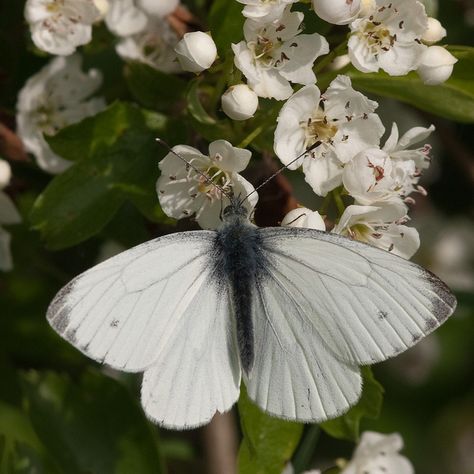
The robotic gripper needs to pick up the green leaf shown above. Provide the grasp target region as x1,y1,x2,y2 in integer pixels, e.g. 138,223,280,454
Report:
348,46,474,123
31,102,167,249
124,62,186,110
185,79,233,141
20,370,164,474
320,367,384,442
238,386,304,474
208,0,245,55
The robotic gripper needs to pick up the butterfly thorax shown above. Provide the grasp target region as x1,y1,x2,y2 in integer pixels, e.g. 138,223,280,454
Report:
213,209,267,374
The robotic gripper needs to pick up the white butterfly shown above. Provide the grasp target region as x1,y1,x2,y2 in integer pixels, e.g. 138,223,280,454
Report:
46,145,456,430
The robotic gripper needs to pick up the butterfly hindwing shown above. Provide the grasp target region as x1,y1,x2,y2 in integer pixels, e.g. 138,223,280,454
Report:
141,277,241,429
246,273,362,422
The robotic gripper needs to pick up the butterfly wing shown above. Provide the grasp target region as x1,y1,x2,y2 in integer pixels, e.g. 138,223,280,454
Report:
47,232,213,371
141,280,241,429
47,231,241,429
245,227,456,422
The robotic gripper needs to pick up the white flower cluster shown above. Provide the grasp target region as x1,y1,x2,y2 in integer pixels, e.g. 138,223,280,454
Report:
221,0,456,122
105,0,181,73
24,0,183,74
16,55,106,174
318,0,457,84
0,160,21,272
220,0,331,120
279,74,433,259
25,0,104,55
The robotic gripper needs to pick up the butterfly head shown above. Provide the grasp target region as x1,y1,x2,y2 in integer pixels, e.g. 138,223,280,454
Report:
222,198,249,223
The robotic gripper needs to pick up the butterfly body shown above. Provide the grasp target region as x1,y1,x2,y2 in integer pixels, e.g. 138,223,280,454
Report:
213,203,267,374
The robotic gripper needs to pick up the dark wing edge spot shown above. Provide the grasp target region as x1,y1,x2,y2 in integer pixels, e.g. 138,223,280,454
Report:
46,279,77,333
422,268,457,323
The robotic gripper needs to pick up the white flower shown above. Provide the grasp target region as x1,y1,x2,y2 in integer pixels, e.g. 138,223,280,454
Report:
348,0,428,76
0,160,21,272
105,0,148,36
422,17,447,44
237,0,298,24
25,0,102,55
221,84,259,121
232,8,329,100
312,0,361,25
417,46,457,85
137,0,178,17
281,207,326,231
333,203,420,258
343,148,404,205
16,55,106,174
116,17,181,73
383,122,434,196
274,75,384,196
175,32,217,73
341,431,414,474
157,140,258,229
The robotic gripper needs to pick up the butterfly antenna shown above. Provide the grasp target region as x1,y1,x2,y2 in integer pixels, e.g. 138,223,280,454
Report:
239,142,319,206
156,138,234,202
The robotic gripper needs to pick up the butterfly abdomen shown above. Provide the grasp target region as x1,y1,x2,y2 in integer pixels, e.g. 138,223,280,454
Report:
213,216,267,374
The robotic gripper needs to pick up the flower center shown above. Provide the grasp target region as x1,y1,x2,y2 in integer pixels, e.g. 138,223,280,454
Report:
195,165,232,201
46,0,63,13
360,20,396,54
302,109,338,149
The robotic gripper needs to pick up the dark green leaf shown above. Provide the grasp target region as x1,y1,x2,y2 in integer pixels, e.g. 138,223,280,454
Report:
348,46,474,123
208,0,245,55
185,79,233,141
238,386,303,474
186,79,217,126
21,370,164,474
125,62,186,110
31,102,168,249
320,367,384,442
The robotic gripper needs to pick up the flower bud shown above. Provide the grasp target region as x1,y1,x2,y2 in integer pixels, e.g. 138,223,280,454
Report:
221,85,259,121
422,17,447,44
174,31,217,73
312,0,361,25
417,46,457,85
138,0,179,17
0,159,12,189
281,208,326,231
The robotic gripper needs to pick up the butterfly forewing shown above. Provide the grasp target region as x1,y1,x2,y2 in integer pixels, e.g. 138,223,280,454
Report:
47,232,218,372
258,227,456,366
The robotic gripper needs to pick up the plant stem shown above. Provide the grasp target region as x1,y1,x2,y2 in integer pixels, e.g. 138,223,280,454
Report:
332,187,346,216
314,40,348,74
292,425,321,473
237,124,265,149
